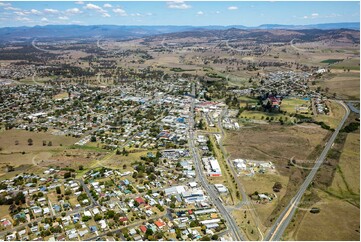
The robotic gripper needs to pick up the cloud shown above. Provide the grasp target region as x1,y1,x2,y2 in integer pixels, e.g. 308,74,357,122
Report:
44,8,59,14
84,3,104,12
75,1,84,4
14,11,27,16
58,16,69,20
103,4,112,8
215,11,221,14
66,8,82,15
130,13,142,17
30,9,42,15
41,17,49,22
196,11,204,15
167,1,191,9
303,12,325,19
4,6,21,11
228,6,238,10
113,8,127,16
84,3,109,17
0,2,11,7
16,17,31,22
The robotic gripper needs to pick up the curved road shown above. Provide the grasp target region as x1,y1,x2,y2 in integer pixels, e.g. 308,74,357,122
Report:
265,100,350,241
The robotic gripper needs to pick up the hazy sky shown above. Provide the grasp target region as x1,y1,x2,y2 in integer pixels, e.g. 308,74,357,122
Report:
0,1,359,27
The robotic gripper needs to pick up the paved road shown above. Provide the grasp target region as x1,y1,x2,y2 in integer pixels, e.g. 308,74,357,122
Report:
188,83,244,241
265,100,350,241
76,179,99,207
347,102,359,114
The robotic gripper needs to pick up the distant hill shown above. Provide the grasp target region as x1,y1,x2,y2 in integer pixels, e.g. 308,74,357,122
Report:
0,22,359,41
257,22,360,30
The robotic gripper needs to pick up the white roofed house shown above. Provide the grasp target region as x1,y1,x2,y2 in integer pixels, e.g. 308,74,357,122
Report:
164,185,186,196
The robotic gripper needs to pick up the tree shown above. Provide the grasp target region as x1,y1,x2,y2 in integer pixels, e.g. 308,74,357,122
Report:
79,165,84,171
145,228,153,237
42,140,47,146
27,138,33,146
64,172,71,179
91,136,96,142
15,140,19,145
94,214,103,221
47,141,52,146
211,234,219,240
273,182,282,192
56,186,61,194
82,216,91,222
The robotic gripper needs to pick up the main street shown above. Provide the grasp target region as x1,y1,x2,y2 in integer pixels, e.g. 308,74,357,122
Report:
188,82,244,241
265,100,350,241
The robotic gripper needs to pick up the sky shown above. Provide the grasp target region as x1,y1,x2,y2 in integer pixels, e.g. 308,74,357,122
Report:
0,1,359,27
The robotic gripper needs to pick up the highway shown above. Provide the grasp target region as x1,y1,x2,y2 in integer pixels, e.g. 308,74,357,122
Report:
188,83,244,241
265,100,350,241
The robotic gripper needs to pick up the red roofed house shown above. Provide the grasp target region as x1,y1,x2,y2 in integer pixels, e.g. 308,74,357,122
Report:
154,219,166,229
135,197,145,205
139,225,147,233
119,217,128,225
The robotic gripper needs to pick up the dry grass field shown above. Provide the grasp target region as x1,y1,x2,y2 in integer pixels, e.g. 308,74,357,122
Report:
224,123,329,172
330,132,360,197
284,126,360,241
286,190,360,241
0,129,79,153
320,71,360,99
240,173,289,226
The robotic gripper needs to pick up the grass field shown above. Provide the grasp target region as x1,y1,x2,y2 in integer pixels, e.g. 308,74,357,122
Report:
0,129,79,153
240,173,289,227
319,71,360,99
104,149,149,170
240,111,297,123
224,124,329,175
321,59,344,64
238,96,259,108
288,190,360,241
281,98,311,115
330,57,360,71
284,125,360,241
53,92,69,100
329,132,360,202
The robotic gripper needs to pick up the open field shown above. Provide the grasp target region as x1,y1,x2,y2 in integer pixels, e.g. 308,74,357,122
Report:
329,132,360,201
284,117,360,241
281,98,311,115
285,189,360,241
0,129,79,153
330,57,360,71
240,173,289,227
224,123,329,174
104,149,149,171
319,71,360,99
240,111,297,123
